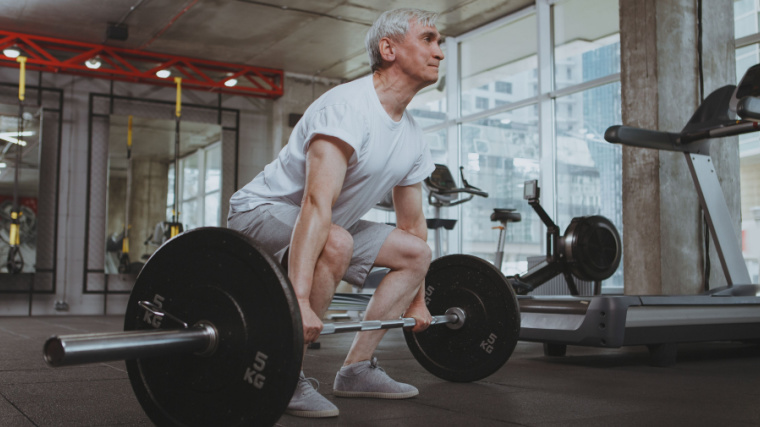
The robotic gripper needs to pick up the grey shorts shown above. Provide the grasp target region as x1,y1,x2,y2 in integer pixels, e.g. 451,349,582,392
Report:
227,203,394,286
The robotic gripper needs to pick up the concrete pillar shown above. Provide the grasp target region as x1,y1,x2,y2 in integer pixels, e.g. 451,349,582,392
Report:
619,0,739,294
106,159,168,269
129,158,169,262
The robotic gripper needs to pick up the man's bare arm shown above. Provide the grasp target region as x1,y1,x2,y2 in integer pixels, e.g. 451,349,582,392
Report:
393,182,432,332
289,135,353,342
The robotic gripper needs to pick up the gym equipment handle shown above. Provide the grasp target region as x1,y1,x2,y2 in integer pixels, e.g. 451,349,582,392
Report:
44,307,466,368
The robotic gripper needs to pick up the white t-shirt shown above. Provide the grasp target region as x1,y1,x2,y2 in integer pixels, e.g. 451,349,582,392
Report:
229,74,435,229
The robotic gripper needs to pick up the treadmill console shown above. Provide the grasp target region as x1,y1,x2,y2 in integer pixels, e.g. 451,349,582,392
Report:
426,164,457,192
730,63,760,118
523,180,539,201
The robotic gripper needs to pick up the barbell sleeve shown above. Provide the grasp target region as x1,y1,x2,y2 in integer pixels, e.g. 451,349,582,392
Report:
44,324,217,367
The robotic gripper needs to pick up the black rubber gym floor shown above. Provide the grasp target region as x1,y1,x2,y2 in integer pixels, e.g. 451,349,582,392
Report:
1,315,759,426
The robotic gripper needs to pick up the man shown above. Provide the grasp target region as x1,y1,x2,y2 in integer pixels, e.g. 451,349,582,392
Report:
228,8,444,418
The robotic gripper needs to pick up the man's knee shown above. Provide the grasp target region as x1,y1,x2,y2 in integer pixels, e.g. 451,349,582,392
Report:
320,225,354,273
396,235,431,280
410,237,432,276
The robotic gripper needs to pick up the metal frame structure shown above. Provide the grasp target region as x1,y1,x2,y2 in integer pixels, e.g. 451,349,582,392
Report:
0,82,62,309
0,30,283,99
85,92,241,311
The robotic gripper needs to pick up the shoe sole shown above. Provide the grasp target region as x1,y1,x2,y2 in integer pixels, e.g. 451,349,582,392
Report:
333,389,419,399
284,408,339,418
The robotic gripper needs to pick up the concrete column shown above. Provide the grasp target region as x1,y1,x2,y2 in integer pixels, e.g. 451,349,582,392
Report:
619,0,738,294
129,158,169,262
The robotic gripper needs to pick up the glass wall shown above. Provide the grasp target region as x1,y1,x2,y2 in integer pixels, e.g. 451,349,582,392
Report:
554,82,623,287
460,107,540,275
459,13,538,117
414,0,622,291
166,142,222,231
735,0,760,284
553,0,620,91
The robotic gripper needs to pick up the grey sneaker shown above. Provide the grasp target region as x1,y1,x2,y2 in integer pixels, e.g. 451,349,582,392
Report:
333,357,419,399
285,372,339,418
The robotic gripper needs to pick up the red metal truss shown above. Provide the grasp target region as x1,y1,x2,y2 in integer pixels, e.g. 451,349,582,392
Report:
0,30,283,99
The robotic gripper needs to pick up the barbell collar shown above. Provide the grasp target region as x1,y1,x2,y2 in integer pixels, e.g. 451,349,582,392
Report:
43,323,217,367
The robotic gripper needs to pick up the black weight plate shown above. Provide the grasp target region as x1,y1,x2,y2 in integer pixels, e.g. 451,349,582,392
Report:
563,215,621,281
124,227,303,427
404,254,520,382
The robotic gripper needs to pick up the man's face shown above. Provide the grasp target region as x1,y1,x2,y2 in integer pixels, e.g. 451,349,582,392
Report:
393,19,445,87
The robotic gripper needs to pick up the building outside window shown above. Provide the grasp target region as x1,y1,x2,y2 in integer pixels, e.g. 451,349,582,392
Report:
734,0,760,283
403,0,624,292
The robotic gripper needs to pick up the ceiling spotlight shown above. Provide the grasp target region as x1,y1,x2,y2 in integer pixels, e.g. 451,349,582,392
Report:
3,45,21,58
156,69,171,78
85,56,102,69
224,77,238,87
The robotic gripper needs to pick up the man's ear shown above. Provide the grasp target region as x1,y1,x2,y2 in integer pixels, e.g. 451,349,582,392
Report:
378,37,396,64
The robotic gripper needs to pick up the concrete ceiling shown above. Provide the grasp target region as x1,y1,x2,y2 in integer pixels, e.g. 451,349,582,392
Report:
0,0,533,81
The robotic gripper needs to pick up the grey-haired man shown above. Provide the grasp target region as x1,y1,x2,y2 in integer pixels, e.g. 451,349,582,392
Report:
228,8,444,418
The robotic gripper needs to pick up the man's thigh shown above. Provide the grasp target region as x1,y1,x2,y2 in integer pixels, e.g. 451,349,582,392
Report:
343,220,394,286
227,203,299,263
229,207,394,286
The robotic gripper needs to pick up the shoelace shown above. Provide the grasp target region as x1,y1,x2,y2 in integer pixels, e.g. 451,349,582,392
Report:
299,376,320,393
368,357,385,373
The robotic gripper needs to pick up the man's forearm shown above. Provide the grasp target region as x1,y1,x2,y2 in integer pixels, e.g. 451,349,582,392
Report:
288,199,332,303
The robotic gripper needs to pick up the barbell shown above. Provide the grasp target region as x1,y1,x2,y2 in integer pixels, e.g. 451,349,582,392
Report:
43,227,520,427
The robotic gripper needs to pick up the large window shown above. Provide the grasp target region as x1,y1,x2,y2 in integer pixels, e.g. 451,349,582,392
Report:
404,0,622,292
553,0,620,91
555,82,623,288
167,142,222,230
460,107,541,276
460,12,538,117
735,0,760,284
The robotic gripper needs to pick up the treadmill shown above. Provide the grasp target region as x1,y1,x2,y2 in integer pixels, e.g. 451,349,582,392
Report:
518,65,760,366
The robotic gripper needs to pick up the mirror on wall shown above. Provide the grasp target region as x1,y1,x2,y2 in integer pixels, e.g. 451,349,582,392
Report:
0,103,40,274
106,115,222,274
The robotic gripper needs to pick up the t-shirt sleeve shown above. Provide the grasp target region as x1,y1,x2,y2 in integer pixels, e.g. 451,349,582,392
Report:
303,104,367,156
398,140,436,187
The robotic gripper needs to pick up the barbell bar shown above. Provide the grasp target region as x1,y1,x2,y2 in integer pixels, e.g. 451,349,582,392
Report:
44,306,466,368
42,227,520,427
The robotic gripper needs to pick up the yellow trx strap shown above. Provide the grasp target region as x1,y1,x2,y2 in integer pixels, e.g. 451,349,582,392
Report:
170,223,181,238
171,77,182,238
9,212,20,246
10,57,27,247
174,77,182,118
17,56,26,101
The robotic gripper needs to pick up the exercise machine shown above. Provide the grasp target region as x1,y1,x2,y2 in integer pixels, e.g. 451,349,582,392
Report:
493,181,621,296
424,163,488,258
518,65,760,365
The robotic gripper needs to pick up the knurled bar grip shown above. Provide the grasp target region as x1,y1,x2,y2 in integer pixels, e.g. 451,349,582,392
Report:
44,308,465,368
321,313,459,334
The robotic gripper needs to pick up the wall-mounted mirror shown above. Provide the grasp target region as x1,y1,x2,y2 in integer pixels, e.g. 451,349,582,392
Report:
106,115,222,274
0,103,41,274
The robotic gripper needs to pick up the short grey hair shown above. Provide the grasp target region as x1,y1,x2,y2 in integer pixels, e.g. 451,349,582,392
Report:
365,8,439,72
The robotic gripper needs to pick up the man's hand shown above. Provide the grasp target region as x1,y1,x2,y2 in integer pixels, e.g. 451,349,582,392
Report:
298,299,324,343
404,299,432,333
